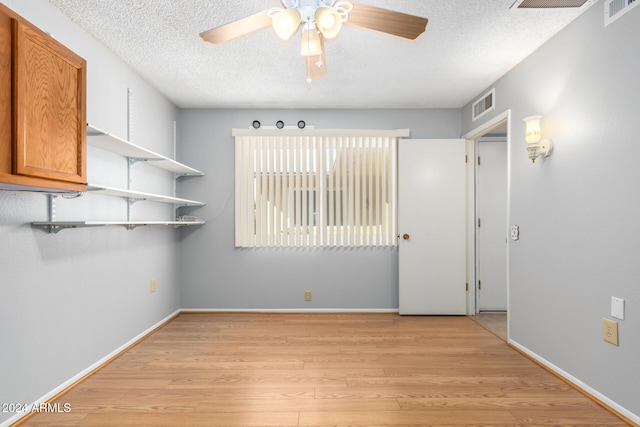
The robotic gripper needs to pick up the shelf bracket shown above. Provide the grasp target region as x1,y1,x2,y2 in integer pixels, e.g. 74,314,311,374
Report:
128,157,136,186
47,194,57,223
43,195,63,233
127,197,146,205
127,198,134,221
129,158,148,166
127,88,134,142
47,224,64,234
32,223,78,234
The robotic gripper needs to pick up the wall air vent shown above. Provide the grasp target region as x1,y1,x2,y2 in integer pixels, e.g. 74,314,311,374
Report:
605,0,639,26
511,0,592,7
472,89,495,122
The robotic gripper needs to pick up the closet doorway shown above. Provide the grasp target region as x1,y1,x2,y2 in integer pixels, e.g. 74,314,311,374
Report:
476,136,508,312
465,111,510,341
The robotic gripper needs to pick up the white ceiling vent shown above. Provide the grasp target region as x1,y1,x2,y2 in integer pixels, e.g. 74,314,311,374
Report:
472,89,496,122
605,0,639,26
511,0,593,7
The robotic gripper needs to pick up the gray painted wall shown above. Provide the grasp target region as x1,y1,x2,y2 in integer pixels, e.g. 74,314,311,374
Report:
0,1,182,424
177,109,461,310
2,0,637,423
462,2,640,418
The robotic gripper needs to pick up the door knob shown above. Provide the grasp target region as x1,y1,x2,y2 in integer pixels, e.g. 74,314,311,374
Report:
403,233,410,240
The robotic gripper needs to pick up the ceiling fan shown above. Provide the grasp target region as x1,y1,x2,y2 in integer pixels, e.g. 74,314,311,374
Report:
199,0,428,83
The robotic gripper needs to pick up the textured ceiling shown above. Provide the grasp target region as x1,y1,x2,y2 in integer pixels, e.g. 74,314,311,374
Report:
47,0,596,109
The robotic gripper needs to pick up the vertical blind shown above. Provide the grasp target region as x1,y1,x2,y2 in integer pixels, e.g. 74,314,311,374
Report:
234,128,409,248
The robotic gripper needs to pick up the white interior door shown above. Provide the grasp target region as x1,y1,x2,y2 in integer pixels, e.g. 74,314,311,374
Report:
398,139,467,315
477,139,508,311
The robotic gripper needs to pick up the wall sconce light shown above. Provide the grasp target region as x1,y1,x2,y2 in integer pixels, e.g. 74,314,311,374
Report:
523,115,553,163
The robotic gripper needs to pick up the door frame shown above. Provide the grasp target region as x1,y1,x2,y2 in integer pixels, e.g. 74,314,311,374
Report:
462,110,511,328
474,136,508,312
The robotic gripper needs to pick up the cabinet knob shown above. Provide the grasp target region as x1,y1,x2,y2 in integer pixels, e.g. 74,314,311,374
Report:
402,233,410,240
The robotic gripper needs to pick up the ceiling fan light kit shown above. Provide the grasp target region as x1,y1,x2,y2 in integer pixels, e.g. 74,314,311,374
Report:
271,8,302,41
199,0,428,83
315,7,343,40
301,28,323,56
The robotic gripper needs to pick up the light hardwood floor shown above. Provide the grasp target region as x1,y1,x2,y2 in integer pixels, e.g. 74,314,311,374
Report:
469,312,508,342
20,313,630,426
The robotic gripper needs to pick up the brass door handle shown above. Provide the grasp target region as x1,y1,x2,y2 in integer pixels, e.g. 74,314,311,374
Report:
402,233,410,240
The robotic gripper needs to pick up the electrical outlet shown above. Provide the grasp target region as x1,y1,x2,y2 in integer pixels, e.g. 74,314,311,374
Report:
511,225,520,241
304,290,312,302
150,279,157,293
602,318,618,346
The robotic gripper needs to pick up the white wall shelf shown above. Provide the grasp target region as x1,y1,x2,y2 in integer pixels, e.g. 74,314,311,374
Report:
86,184,204,206
32,220,205,234
33,123,205,232
87,124,203,176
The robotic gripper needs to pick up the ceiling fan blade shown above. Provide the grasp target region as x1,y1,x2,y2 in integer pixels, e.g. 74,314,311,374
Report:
200,11,273,45
344,2,428,40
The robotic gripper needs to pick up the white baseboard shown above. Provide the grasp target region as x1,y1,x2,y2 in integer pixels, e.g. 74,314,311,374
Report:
1,310,180,427
510,340,639,425
180,308,400,313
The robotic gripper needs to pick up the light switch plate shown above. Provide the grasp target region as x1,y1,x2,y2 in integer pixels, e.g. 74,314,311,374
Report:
611,297,625,320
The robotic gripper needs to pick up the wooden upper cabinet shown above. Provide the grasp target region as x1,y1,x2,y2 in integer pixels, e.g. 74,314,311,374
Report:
0,4,86,193
14,20,86,185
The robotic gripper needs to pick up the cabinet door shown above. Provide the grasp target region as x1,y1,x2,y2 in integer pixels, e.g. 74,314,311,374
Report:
13,19,86,185
0,8,12,183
